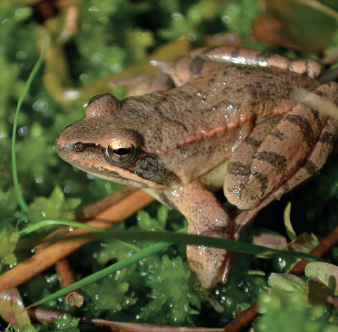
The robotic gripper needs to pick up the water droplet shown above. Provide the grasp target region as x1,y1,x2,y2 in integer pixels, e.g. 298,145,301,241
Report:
172,12,182,21
64,185,71,193
18,126,29,136
16,51,26,60
62,90,80,100
35,176,43,183
33,99,48,111
43,108,53,118
82,23,91,31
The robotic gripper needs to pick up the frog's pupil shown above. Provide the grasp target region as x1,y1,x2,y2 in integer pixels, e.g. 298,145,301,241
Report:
113,148,130,156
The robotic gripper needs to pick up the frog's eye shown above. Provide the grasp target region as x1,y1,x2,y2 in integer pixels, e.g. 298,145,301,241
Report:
106,140,135,163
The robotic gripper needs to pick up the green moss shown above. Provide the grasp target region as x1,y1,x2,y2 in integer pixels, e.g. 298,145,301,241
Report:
12,315,80,332
138,255,202,326
83,276,137,314
0,227,18,272
40,315,80,332
27,186,81,227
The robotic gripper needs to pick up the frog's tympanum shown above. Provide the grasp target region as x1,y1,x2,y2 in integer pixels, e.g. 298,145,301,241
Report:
56,47,338,290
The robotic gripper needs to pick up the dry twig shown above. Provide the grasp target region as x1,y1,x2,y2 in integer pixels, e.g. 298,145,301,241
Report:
55,259,84,308
28,307,222,332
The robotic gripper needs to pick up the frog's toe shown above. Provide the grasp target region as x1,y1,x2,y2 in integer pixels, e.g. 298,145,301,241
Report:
187,245,235,290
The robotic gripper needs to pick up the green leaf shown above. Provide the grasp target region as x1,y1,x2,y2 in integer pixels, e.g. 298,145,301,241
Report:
0,288,31,327
251,229,288,250
268,273,307,292
18,220,104,238
284,202,296,241
288,233,319,253
305,262,338,295
307,278,333,309
333,247,338,257
258,289,337,332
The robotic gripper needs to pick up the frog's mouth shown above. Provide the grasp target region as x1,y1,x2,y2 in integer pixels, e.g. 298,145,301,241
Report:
75,165,149,189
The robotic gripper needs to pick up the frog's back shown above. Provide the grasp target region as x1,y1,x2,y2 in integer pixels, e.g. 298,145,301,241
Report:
119,65,318,184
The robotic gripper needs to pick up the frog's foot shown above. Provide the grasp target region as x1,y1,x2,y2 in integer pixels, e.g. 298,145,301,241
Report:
225,83,338,236
187,242,236,289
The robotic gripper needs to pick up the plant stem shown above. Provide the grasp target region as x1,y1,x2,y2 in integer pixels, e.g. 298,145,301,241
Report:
12,40,46,215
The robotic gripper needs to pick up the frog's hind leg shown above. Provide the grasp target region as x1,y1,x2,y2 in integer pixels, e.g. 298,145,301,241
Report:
152,56,229,87
233,116,338,237
223,114,284,208
188,46,322,78
224,82,338,236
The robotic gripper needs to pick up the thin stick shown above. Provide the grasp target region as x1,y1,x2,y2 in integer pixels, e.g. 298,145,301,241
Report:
27,307,222,332
55,259,84,308
90,319,221,332
223,302,259,332
76,186,138,221
0,188,154,293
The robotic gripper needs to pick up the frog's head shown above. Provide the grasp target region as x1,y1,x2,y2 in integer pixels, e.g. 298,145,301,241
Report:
55,93,179,189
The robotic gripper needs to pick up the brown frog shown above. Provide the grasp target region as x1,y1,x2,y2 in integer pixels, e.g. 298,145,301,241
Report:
55,47,338,290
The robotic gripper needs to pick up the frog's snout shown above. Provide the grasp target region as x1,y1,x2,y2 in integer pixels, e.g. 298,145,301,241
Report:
55,125,78,161
57,142,74,152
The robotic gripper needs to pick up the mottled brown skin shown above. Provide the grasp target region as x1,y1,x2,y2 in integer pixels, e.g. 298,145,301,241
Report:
55,47,338,290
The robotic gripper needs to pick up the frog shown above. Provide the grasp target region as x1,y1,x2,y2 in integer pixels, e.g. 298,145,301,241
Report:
55,46,338,290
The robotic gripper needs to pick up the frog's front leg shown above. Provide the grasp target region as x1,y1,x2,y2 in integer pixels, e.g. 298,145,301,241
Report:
147,180,233,290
